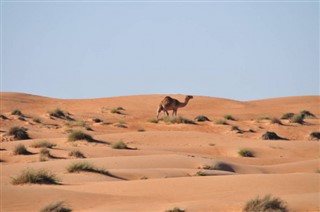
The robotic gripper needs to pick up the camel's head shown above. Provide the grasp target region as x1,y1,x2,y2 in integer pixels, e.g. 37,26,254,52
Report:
186,95,193,100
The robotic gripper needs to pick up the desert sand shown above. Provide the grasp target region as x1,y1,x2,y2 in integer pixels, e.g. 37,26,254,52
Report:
0,92,319,212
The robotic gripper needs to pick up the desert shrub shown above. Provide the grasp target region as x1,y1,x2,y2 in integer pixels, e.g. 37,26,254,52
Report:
194,115,210,122
256,116,272,121
281,113,295,120
30,140,56,149
114,122,128,128
243,195,287,212
262,131,284,140
289,114,304,124
40,201,72,212
137,128,145,132
0,114,8,119
13,144,31,155
40,148,51,157
300,110,316,119
196,171,210,176
93,118,102,123
67,161,108,175
309,131,320,140
215,119,228,125
202,164,223,170
110,108,123,114
165,207,185,212
111,141,129,149
147,118,159,123
8,126,30,140
11,109,23,116
49,108,66,118
68,130,94,142
11,168,60,185
68,149,85,158
32,117,42,123
161,116,196,125
224,114,236,121
270,117,282,125
238,149,254,157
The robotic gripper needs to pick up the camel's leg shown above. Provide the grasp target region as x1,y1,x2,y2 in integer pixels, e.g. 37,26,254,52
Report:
165,110,169,116
173,109,177,117
156,106,162,119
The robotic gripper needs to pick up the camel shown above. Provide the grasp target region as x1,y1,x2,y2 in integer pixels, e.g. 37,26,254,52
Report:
156,95,193,119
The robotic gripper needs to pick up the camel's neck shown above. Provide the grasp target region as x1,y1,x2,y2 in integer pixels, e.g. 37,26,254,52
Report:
178,98,190,108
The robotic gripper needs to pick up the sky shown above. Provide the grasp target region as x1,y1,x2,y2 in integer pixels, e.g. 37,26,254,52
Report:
1,0,319,101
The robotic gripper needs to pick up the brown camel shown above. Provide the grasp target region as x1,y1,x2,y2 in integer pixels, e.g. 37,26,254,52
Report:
156,95,193,119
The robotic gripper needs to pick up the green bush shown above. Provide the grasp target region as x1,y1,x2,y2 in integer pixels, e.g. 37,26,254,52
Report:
40,201,72,212
11,168,60,185
243,195,287,212
11,109,23,116
8,126,30,140
224,114,236,121
300,110,316,119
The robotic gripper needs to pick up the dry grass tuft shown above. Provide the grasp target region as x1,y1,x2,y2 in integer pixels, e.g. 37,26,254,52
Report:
243,195,287,212
11,168,60,185
40,201,72,212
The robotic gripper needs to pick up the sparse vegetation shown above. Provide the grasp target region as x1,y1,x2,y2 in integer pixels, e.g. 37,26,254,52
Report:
165,207,185,212
256,116,272,121
243,195,287,212
202,164,223,170
93,118,102,123
111,141,129,149
68,130,94,142
238,149,254,157
147,118,159,123
49,108,66,118
224,114,236,121
270,117,282,125
262,131,284,140
137,128,145,132
30,140,56,149
281,113,295,120
110,108,123,114
39,148,51,160
67,161,108,175
290,114,304,124
40,201,72,212
196,171,210,176
11,109,23,116
11,168,60,185
215,119,228,125
8,126,30,140
300,110,316,119
114,122,128,128
194,115,210,122
0,114,8,119
309,131,320,140
13,144,31,155
161,116,196,125
231,125,243,133
32,117,42,123
68,149,85,158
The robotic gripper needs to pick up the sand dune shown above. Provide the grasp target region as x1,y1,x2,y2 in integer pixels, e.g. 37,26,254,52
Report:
1,92,319,211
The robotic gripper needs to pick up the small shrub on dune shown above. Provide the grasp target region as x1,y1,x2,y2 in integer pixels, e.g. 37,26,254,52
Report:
68,149,85,158
289,114,304,124
13,144,31,155
243,195,287,212
309,131,320,140
40,148,51,159
224,114,236,121
195,171,210,176
0,114,8,119
68,130,94,142
262,131,284,140
300,110,316,119
111,141,129,149
32,117,42,123
11,168,60,185
93,118,102,123
161,116,196,125
281,113,295,120
110,108,123,114
49,108,66,118
165,207,185,212
238,149,254,157
67,161,108,175
270,117,282,125
194,115,210,122
215,119,228,125
11,109,23,116
137,128,145,132
30,140,56,149
147,118,159,123
40,201,72,212
114,122,128,128
8,126,30,140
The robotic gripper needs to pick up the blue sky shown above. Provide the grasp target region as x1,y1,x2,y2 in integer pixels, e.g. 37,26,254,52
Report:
1,1,319,101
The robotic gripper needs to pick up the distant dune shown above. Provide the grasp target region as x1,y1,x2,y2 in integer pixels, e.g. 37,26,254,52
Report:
1,92,319,211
